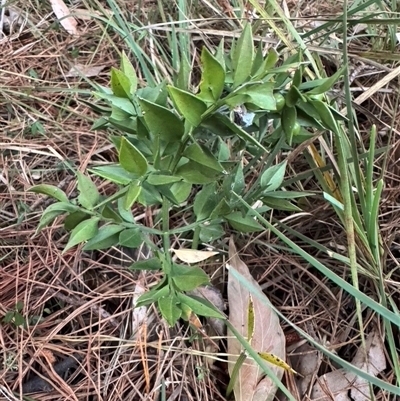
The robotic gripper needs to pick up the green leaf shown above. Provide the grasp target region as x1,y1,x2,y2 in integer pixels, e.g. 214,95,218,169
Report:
120,51,138,94
176,161,220,184
232,23,254,88
83,224,123,251
292,66,303,88
224,163,245,197
111,68,132,98
281,106,297,145
124,181,142,209
183,143,224,172
77,172,100,210
63,217,100,253
90,165,137,185
209,197,231,219
225,212,263,233
171,264,209,291
262,197,301,211
136,283,169,307
117,197,135,223
29,184,69,203
119,228,142,248
129,257,162,271
309,99,339,133
64,211,90,230
158,295,182,326
94,92,136,115
13,313,25,327
253,48,279,79
147,174,182,186
260,161,287,192
304,66,345,95
168,86,207,127
199,223,225,242
169,181,192,204
198,46,225,102
36,202,78,233
138,98,184,142
176,293,225,319
119,137,148,176
285,85,304,108
36,210,64,232
101,205,123,223
194,184,217,221
236,82,275,110
138,182,163,206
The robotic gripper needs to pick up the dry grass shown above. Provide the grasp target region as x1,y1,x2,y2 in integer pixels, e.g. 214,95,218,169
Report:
1,0,400,400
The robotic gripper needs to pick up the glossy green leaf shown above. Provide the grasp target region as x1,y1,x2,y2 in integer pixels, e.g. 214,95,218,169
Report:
198,46,225,103
119,137,148,176
225,212,263,233
90,165,137,185
83,224,123,251
63,217,100,253
129,257,162,271
111,68,132,98
281,106,297,145
147,174,182,186
29,184,69,203
64,211,90,231
158,295,182,326
168,86,207,127
120,51,138,94
171,264,210,291
232,23,254,88
260,161,287,192
138,98,184,142
309,99,339,133
119,228,142,248
77,172,100,210
183,143,224,172
124,181,142,210
176,293,225,319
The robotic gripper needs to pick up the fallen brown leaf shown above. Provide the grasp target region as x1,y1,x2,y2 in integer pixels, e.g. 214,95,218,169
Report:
50,0,78,36
227,238,286,401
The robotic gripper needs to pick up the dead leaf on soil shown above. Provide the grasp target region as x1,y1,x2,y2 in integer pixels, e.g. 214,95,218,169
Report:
227,238,286,401
50,0,78,36
66,64,107,78
173,249,219,264
311,329,386,401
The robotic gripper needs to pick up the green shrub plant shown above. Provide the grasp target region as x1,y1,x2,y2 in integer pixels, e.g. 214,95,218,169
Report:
30,23,343,326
